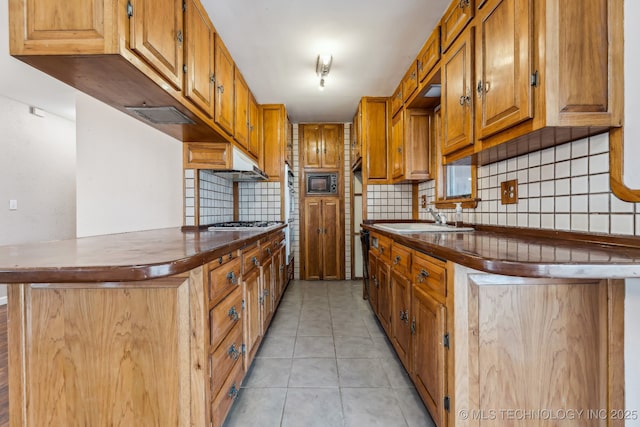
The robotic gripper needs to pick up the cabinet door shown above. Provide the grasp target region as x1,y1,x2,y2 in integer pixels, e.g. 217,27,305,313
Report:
405,109,432,180
376,261,391,334
368,252,379,315
321,199,341,280
214,35,235,135
248,93,260,162
475,0,532,139
390,110,405,180
261,105,284,181
301,125,322,168
303,199,322,280
441,0,474,52
364,99,389,182
321,124,342,168
402,63,419,102
390,270,412,369
391,84,403,116
129,0,183,89
412,284,447,427
243,268,261,370
234,69,249,149
418,27,441,82
184,0,214,117
260,257,274,334
442,28,474,155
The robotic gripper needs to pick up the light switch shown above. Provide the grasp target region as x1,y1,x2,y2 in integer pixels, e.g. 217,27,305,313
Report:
9,200,17,210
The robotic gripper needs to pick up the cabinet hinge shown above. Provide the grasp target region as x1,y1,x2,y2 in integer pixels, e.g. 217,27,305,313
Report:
444,396,450,412
241,343,246,354
531,70,539,87
443,333,450,349
182,0,186,12
126,1,133,17
242,299,245,310
410,318,416,335
183,64,187,74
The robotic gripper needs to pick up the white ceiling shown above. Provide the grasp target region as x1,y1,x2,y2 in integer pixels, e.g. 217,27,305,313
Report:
0,0,449,123
202,0,449,122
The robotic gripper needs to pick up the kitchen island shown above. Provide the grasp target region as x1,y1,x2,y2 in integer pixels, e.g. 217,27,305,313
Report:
1,224,638,426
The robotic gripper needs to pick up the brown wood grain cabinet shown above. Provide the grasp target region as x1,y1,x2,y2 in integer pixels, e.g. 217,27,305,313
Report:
233,68,250,149
300,124,343,169
184,0,215,117
418,26,441,83
261,104,289,182
390,110,405,180
360,97,390,183
441,0,475,52
242,244,262,371
302,198,343,280
351,106,362,169
391,84,403,116
390,244,412,370
213,34,235,135
248,93,261,163
390,108,435,183
402,63,419,103
441,27,474,157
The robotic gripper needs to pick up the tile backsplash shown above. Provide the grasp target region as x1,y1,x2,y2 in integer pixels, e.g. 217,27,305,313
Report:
367,183,413,219
184,169,234,226
418,133,640,236
238,181,281,221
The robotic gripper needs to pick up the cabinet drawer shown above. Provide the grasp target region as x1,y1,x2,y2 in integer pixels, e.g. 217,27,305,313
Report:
242,244,261,275
441,0,474,52
210,287,242,347
412,251,447,299
183,142,231,169
371,233,391,263
208,256,241,304
391,244,412,276
211,354,244,427
210,321,243,395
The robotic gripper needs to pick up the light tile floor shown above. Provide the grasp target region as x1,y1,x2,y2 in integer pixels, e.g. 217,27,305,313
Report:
223,280,436,427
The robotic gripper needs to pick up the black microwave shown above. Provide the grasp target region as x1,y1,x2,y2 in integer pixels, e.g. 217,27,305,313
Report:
306,173,338,195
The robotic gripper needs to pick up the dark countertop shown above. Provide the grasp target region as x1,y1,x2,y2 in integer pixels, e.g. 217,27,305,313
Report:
364,223,640,279
0,225,285,283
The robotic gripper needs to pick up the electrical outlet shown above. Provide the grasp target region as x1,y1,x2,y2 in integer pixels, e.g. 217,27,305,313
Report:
9,199,17,210
500,180,518,205
421,195,427,209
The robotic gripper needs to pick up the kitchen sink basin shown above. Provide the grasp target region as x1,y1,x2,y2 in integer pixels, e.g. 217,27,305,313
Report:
373,223,474,233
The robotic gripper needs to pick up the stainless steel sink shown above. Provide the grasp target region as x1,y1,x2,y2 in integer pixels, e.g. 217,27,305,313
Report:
373,223,474,233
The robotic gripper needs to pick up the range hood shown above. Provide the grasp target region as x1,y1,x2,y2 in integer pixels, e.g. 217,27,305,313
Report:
210,146,268,181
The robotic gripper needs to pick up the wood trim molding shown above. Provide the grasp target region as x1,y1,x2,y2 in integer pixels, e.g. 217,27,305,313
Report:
609,127,640,202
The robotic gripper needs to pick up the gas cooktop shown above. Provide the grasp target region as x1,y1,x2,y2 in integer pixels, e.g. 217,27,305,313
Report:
207,221,282,231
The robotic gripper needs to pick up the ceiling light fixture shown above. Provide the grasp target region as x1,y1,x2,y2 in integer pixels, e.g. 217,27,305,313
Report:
316,54,332,90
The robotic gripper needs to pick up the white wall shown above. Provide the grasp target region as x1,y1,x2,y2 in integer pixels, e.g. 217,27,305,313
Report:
0,95,76,245
75,93,183,237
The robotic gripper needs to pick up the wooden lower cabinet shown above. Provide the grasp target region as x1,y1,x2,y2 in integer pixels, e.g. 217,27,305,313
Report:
411,283,447,427
242,267,261,370
376,258,391,335
390,269,412,370
260,254,274,334
302,198,343,280
368,252,379,314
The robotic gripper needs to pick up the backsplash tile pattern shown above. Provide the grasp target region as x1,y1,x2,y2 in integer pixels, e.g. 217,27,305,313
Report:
344,124,352,280
238,181,281,221
418,133,640,236
199,170,234,225
366,183,413,219
184,169,196,226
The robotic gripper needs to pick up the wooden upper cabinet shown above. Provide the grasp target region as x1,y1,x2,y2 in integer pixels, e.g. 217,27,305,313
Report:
261,104,287,181
441,0,475,52
184,0,215,117
418,26,441,83
391,83,403,116
129,0,184,90
234,68,249,149
402,62,419,103
402,109,433,182
248,93,260,163
442,28,474,156
8,0,118,54
214,35,235,135
362,97,389,183
390,110,405,180
475,0,532,140
300,124,343,169
285,121,294,167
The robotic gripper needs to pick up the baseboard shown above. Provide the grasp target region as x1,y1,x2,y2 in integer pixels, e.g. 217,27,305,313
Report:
0,296,7,305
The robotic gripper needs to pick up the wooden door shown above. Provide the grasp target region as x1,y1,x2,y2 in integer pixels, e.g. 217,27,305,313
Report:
376,260,391,334
390,270,411,369
441,0,474,52
303,199,322,280
390,110,404,180
214,35,234,135
129,0,183,89
261,105,284,181
321,124,342,168
248,94,260,162
368,252,378,314
184,0,214,117
301,125,322,168
260,256,274,334
442,28,474,155
234,69,249,149
418,27,441,82
412,284,447,427
475,0,532,139
364,99,389,182
402,64,418,102
243,268,261,370
321,199,341,280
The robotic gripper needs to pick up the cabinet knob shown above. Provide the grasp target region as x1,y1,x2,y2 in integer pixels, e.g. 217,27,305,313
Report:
393,255,401,265
176,30,183,44
217,84,224,94
228,306,239,321
226,271,238,285
210,73,216,84
459,0,470,8
227,384,239,400
228,343,240,360
252,256,259,266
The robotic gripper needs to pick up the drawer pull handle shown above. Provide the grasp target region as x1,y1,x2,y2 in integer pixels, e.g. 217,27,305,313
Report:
252,256,259,266
393,255,401,265
379,247,384,254
417,269,430,282
228,343,240,360
228,384,239,400
227,271,238,285
266,247,272,256
228,306,239,322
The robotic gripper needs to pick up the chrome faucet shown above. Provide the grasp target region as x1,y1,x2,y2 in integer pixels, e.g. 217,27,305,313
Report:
428,208,443,224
